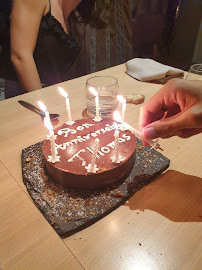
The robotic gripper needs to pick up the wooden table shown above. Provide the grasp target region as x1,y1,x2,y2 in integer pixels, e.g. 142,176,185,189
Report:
0,64,201,270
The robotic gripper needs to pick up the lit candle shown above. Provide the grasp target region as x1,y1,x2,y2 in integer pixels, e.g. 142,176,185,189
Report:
90,138,99,172
86,138,99,173
44,117,60,163
113,122,120,163
117,95,126,122
89,87,101,122
113,111,162,150
58,87,74,125
38,101,51,123
113,110,125,130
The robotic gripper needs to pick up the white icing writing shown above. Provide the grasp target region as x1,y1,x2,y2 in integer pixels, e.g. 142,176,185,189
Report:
122,134,131,141
67,134,131,166
67,149,86,166
55,142,72,150
106,141,115,149
86,147,100,159
57,123,95,137
53,121,132,168
101,146,110,154
56,123,115,150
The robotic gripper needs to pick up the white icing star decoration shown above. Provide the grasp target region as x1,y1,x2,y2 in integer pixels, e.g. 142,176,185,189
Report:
110,155,125,163
85,164,99,173
65,120,75,125
93,117,102,122
48,155,61,163
46,134,58,140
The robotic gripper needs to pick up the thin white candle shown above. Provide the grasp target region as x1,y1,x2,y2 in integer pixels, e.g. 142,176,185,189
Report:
44,117,58,163
113,110,126,131
95,95,99,121
114,122,120,163
65,95,72,124
49,129,57,160
58,87,73,125
117,95,126,122
113,111,162,150
89,87,101,122
85,138,100,173
90,138,99,172
38,101,50,123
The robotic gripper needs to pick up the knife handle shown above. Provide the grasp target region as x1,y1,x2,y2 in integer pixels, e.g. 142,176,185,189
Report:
18,100,44,116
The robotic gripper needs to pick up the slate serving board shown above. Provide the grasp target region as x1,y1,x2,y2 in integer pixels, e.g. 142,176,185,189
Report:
22,139,170,236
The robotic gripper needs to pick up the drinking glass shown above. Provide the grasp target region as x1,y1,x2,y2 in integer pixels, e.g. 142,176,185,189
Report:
185,64,202,80
86,75,119,117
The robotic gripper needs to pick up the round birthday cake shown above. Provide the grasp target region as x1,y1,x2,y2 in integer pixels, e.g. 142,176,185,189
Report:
43,118,136,190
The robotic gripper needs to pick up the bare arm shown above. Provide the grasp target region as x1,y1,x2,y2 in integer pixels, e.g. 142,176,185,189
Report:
10,0,47,92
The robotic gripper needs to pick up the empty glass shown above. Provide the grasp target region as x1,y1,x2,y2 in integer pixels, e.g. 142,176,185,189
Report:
86,75,119,117
185,64,202,80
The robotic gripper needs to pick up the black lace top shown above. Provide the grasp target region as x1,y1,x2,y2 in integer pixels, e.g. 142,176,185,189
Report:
0,6,80,86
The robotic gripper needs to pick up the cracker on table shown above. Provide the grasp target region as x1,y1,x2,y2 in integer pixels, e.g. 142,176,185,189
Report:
123,94,145,104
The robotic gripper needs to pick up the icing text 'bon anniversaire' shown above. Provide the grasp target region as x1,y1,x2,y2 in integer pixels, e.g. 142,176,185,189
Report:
51,121,132,168
55,123,125,150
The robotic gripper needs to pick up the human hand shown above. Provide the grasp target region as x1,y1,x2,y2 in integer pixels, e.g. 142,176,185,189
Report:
139,79,202,145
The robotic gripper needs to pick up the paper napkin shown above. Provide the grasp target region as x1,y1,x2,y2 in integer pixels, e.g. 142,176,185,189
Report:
126,58,184,83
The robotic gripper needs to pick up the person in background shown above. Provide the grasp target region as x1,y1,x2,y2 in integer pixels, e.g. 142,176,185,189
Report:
139,78,202,143
0,0,135,99
0,0,94,99
68,0,133,78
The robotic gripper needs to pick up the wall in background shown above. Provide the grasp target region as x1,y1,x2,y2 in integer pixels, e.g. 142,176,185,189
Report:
192,18,202,63
170,0,202,67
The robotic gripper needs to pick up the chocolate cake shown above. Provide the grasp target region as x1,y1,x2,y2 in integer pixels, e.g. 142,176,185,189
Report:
43,118,136,190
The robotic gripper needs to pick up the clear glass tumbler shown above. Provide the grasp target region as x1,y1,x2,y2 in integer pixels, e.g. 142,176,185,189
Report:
86,75,119,117
185,64,202,80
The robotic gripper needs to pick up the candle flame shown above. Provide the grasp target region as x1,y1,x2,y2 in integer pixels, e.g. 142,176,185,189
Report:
89,87,98,96
44,117,53,131
38,101,47,112
113,110,122,123
58,87,68,98
117,95,126,104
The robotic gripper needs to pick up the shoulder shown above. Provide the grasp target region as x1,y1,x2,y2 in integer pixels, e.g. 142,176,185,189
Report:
11,0,48,16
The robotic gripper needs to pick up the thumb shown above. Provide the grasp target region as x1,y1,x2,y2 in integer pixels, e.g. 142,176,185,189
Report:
142,107,200,140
